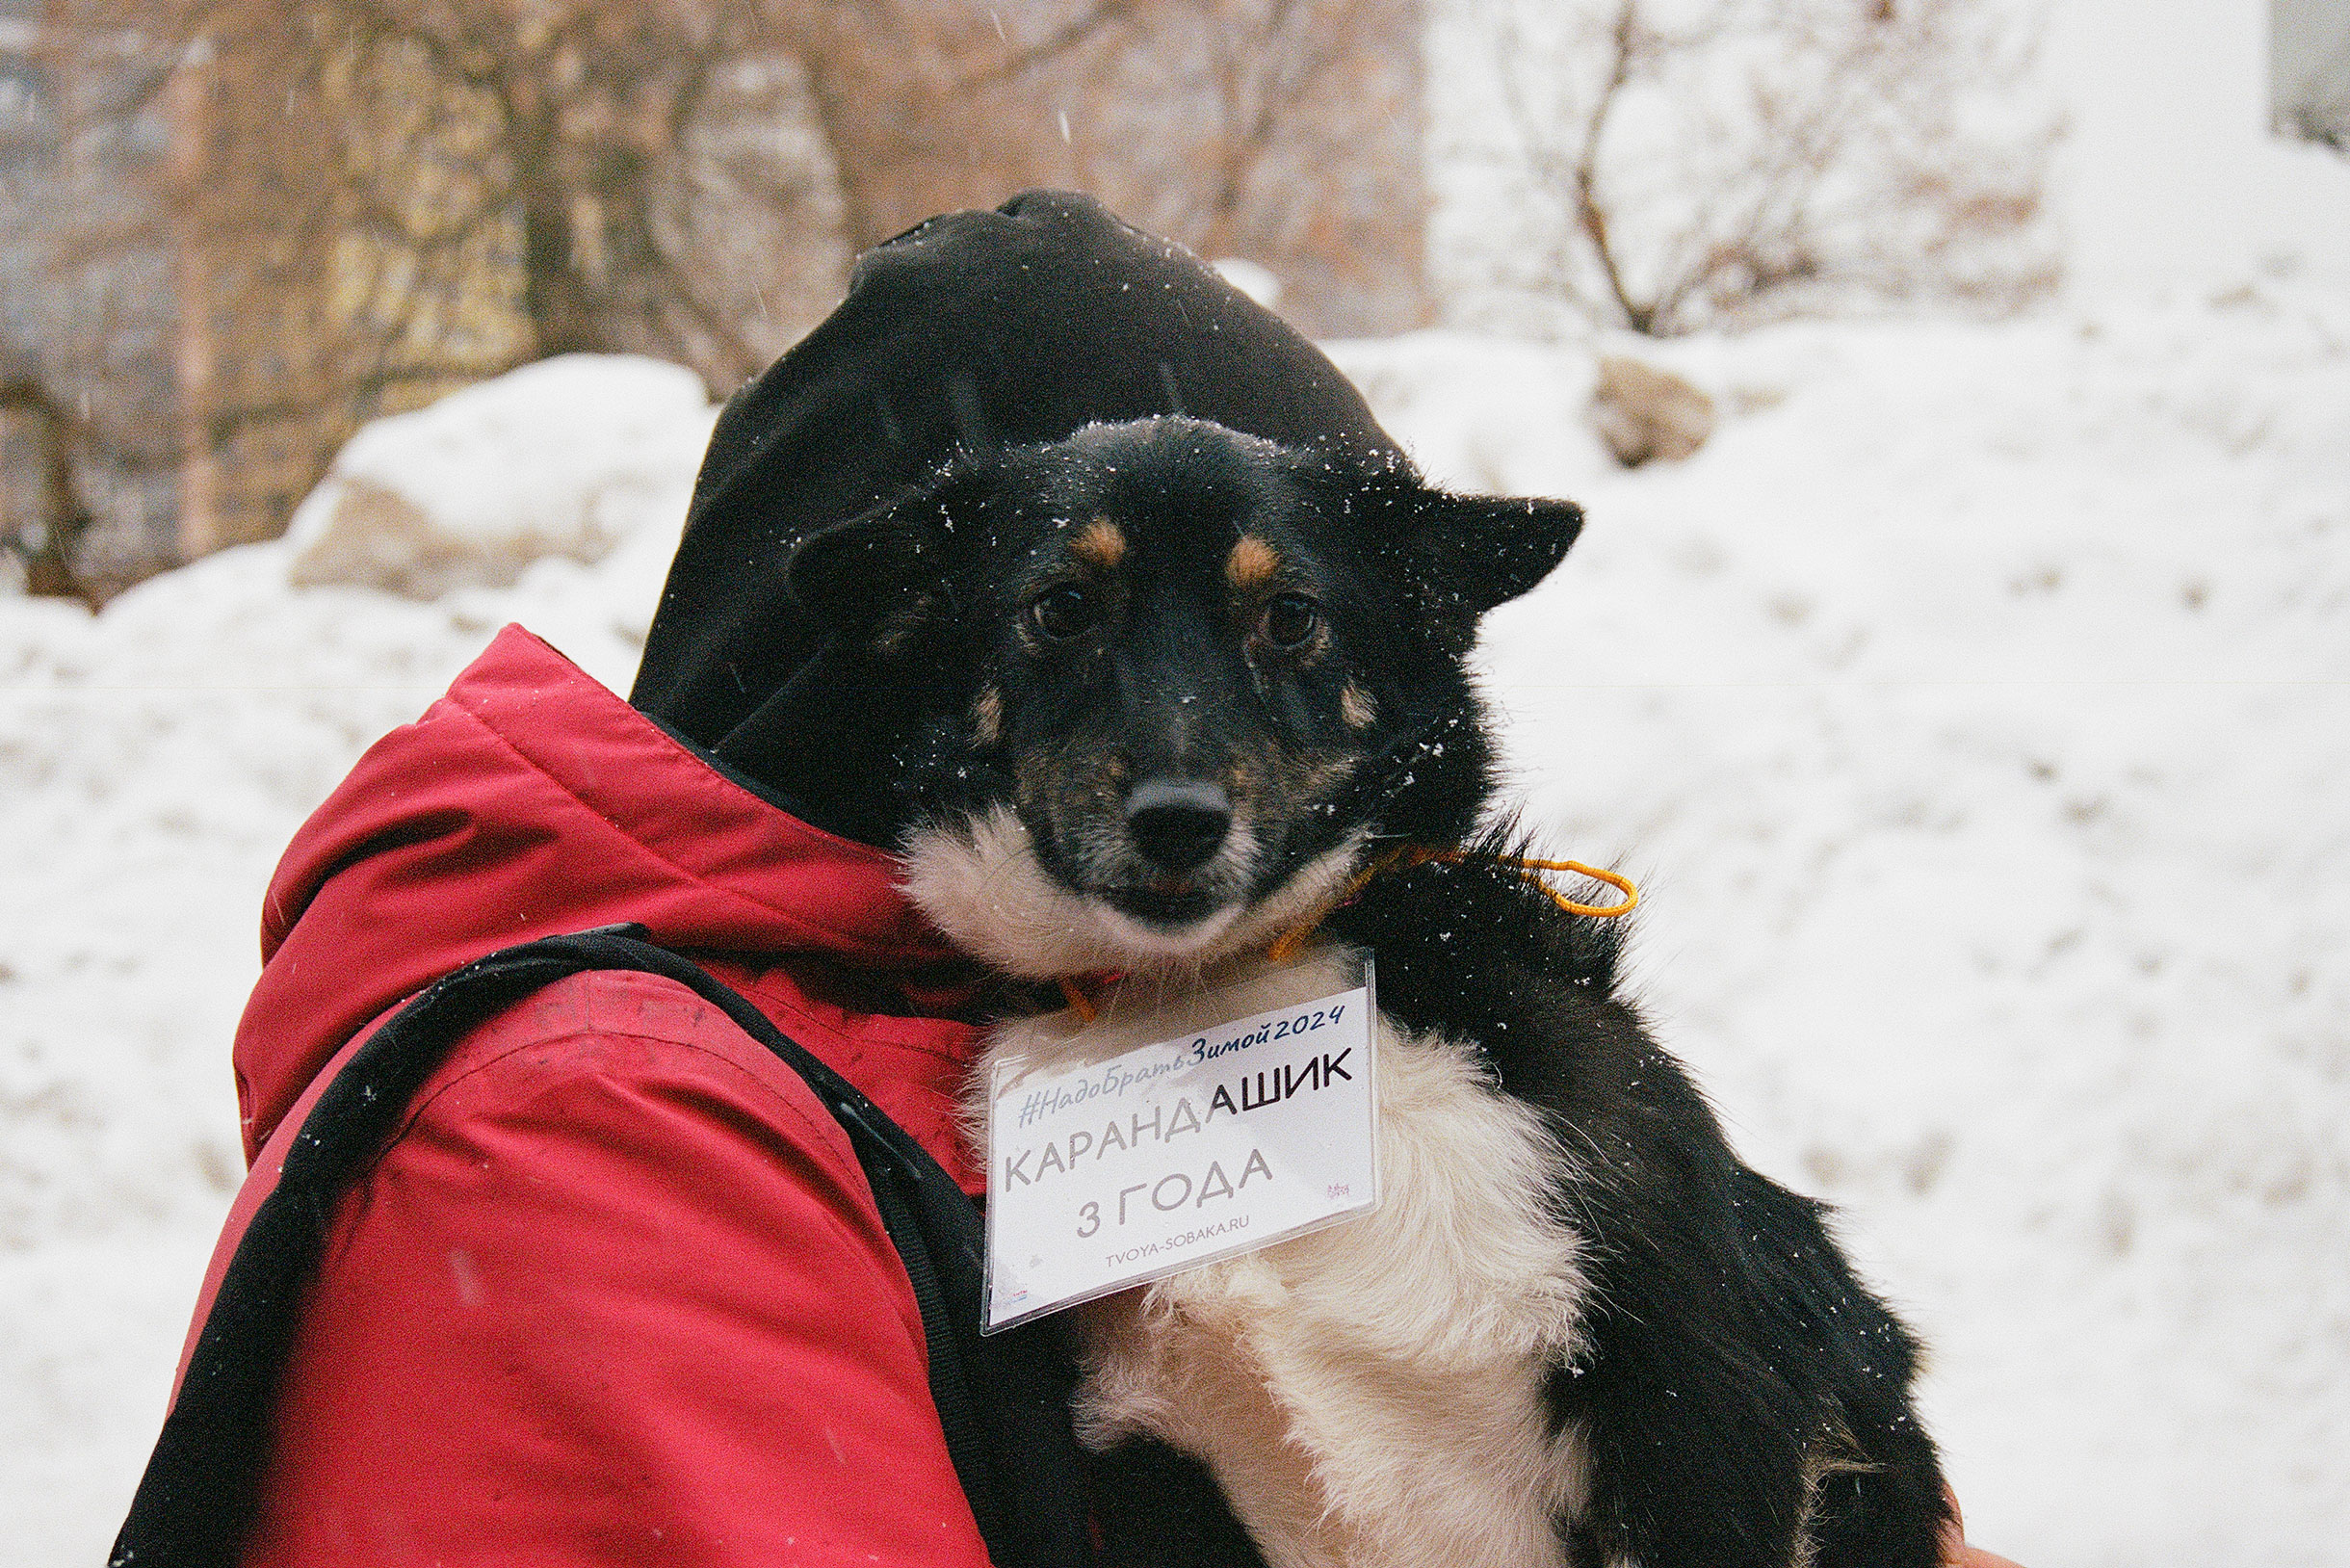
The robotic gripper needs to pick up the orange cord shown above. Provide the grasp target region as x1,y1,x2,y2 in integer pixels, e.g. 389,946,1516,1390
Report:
1263,844,1638,965
1058,848,1638,1016
1429,849,1640,919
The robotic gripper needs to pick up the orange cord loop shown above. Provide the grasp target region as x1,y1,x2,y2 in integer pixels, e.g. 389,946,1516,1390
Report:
1445,851,1640,920
1262,844,1638,966
1062,849,1639,1013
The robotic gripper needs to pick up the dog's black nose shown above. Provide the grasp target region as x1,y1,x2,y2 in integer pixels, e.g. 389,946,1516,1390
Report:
1124,779,1233,874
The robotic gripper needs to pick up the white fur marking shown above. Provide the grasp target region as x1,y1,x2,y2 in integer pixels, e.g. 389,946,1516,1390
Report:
969,948,1593,1568
901,804,1364,979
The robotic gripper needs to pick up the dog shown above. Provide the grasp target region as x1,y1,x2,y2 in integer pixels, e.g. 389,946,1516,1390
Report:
783,414,1951,1568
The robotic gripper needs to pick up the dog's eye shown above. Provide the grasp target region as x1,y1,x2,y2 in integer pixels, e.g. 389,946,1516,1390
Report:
1028,585,1099,641
1260,592,1321,649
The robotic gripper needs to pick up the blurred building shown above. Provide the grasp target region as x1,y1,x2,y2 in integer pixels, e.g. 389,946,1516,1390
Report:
1,0,180,597
168,41,535,558
2273,0,2350,148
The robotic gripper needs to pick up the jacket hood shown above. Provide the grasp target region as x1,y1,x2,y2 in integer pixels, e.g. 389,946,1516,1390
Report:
234,625,965,1161
629,189,1406,763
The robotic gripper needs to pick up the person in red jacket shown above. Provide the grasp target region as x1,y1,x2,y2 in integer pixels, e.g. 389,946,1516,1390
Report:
218,625,1001,1564
147,193,2021,1568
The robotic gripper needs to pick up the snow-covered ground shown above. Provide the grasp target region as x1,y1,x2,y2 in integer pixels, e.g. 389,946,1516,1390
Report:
1339,293,2350,1563
4,285,2346,1566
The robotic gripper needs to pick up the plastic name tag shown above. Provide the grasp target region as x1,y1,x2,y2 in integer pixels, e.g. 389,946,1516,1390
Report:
983,956,1379,1332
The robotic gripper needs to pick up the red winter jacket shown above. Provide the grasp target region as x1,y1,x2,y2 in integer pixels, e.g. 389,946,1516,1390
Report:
182,625,1002,1566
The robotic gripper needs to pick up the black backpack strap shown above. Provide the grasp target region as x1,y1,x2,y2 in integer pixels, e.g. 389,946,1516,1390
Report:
111,925,1097,1568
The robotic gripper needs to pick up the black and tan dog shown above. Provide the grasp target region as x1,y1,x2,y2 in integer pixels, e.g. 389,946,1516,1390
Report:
773,411,1951,1568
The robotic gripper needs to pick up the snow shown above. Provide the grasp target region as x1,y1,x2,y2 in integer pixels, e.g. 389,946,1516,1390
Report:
284,353,714,598
0,366,705,1567
2038,0,2350,293
1213,257,1285,312
4,278,2344,1565
1334,287,2350,1562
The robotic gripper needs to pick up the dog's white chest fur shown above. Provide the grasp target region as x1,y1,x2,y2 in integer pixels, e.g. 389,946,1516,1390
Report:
971,950,1591,1568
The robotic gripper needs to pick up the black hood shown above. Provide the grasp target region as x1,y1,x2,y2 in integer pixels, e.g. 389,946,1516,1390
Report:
630,190,1407,756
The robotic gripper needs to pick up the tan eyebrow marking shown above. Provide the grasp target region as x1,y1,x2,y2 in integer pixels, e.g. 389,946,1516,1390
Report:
1341,680,1377,732
1071,517,1128,568
1225,535,1279,590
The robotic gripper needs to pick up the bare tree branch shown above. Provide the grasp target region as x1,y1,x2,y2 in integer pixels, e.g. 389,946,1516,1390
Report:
15,0,1428,580
1484,0,2057,336
1571,1,1649,332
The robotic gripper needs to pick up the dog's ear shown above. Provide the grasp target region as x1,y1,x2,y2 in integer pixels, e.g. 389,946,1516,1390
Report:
786,466,980,631
1401,489,1585,617
1293,449,1581,622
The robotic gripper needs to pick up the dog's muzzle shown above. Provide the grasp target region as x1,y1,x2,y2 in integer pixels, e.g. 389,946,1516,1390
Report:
1089,776,1243,928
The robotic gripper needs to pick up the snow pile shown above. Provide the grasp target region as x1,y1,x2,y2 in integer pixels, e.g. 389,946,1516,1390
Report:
0,354,711,1567
4,300,2347,1566
1333,285,2350,1565
286,354,715,598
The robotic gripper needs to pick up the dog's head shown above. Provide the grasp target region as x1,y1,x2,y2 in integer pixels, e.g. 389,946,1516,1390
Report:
782,416,1582,978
